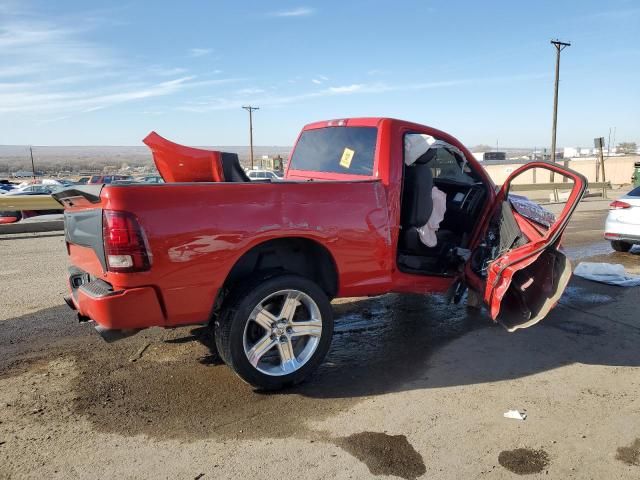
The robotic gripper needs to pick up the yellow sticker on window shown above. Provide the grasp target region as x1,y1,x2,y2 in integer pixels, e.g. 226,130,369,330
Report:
339,148,355,168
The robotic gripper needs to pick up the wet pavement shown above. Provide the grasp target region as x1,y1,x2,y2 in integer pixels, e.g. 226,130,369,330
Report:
1,204,640,478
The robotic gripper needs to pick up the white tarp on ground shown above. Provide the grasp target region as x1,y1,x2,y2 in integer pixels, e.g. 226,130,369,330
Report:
573,262,640,287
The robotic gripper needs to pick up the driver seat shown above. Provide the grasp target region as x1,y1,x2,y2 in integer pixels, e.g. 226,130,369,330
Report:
400,149,435,252
399,149,461,273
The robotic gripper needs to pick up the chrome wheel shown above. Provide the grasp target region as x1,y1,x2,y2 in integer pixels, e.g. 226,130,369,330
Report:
242,289,323,376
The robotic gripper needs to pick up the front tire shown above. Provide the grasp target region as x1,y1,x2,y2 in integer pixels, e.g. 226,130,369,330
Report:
611,240,632,252
215,274,333,390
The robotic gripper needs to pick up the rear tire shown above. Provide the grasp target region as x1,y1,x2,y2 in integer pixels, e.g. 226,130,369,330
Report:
611,240,632,252
214,273,333,390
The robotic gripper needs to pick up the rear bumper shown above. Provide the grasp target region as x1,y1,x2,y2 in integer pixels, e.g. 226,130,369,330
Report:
67,268,165,331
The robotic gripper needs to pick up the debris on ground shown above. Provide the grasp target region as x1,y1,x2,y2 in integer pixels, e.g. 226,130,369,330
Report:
503,410,527,420
574,262,640,287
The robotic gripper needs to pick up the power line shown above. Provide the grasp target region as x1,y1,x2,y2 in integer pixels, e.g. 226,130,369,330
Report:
242,105,259,169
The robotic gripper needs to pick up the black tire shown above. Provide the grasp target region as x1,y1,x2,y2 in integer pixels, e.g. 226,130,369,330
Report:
214,273,333,390
611,240,632,252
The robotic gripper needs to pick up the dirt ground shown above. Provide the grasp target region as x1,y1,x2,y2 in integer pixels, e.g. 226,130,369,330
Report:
1,198,640,479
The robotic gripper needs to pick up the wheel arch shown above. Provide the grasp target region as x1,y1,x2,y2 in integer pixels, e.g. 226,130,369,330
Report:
218,236,339,307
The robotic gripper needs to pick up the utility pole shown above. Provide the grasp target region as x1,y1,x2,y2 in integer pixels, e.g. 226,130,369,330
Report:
242,105,259,169
612,126,616,156
549,39,570,190
29,146,36,181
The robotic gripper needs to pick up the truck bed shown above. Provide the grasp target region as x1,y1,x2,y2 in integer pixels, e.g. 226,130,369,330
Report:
58,180,393,328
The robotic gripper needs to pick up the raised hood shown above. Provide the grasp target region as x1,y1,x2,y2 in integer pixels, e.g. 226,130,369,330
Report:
143,131,226,183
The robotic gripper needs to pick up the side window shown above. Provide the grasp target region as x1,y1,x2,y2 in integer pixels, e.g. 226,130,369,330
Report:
404,133,479,185
430,148,478,184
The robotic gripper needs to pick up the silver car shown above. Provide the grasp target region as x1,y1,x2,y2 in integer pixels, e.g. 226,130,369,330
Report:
247,169,282,181
605,186,640,252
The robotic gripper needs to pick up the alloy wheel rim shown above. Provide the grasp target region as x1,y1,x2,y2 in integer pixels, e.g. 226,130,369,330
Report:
242,289,323,376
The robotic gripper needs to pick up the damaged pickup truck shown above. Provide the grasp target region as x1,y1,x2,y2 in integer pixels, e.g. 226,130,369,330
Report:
54,118,586,390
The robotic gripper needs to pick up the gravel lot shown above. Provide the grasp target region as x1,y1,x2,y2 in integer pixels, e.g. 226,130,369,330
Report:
1,199,640,479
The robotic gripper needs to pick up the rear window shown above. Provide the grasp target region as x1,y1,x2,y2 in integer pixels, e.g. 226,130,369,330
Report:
289,126,377,176
629,186,640,197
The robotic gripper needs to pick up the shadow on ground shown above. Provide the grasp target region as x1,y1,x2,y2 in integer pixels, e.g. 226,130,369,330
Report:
1,276,639,442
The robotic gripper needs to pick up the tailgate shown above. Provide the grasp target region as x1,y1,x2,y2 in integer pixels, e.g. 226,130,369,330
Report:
53,186,107,276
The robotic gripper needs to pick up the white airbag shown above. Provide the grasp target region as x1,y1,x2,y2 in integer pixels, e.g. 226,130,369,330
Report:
417,186,447,247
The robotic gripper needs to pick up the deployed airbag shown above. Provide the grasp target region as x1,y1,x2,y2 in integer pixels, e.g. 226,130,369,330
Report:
416,187,447,247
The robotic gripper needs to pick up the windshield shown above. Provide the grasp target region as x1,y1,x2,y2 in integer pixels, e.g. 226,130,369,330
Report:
289,126,377,176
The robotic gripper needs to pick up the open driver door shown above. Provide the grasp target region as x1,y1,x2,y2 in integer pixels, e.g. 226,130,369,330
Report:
479,162,587,332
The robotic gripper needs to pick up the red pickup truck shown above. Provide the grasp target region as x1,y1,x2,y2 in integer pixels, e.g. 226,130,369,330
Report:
54,117,586,390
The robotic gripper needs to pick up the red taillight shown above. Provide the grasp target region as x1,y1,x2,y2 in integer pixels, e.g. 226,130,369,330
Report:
609,200,631,210
102,210,150,272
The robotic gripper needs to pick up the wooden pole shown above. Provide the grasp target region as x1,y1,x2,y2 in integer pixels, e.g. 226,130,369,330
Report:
549,40,571,200
242,106,259,169
599,143,607,199
30,146,36,181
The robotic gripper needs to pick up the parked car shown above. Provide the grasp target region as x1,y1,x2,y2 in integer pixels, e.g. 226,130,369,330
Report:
135,175,164,184
247,169,283,181
76,177,90,184
605,186,640,251
0,211,21,224
55,118,586,390
42,178,74,187
87,175,132,184
0,184,62,223
5,184,61,195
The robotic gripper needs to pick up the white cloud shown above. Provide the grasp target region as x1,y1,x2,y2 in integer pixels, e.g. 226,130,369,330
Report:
149,66,188,76
178,73,549,113
328,84,363,93
271,7,315,17
311,75,329,85
188,48,212,57
36,115,71,126
0,8,239,117
0,76,192,113
0,20,114,67
236,88,265,95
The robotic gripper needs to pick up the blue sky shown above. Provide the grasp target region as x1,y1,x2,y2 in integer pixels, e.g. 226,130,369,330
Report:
1,0,638,147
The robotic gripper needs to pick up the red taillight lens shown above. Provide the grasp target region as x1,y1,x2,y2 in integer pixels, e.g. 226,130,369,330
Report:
102,210,151,272
609,200,631,210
